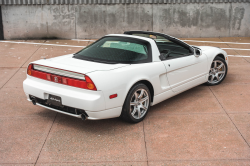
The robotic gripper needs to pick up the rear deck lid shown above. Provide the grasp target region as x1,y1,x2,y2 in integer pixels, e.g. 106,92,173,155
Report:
32,54,130,74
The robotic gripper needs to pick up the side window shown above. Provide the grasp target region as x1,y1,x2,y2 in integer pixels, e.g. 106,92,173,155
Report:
127,32,192,60
157,41,191,59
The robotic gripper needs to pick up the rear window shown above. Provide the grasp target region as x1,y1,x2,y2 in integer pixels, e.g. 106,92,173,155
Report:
73,37,151,64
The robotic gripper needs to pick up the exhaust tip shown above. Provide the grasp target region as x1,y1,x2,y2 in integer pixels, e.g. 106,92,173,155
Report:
81,114,87,121
31,99,36,105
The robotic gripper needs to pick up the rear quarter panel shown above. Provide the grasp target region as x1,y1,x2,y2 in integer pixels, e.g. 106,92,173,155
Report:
88,62,168,110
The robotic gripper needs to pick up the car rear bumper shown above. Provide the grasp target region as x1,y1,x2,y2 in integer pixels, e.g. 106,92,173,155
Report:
23,77,122,120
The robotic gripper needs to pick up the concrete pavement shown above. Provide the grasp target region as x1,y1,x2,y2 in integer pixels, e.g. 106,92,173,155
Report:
0,37,250,165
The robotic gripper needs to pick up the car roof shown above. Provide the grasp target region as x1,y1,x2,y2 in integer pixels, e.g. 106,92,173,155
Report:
124,30,174,39
105,34,155,43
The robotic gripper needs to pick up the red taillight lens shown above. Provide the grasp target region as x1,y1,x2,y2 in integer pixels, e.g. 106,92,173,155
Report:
27,64,33,76
27,64,97,91
46,74,51,81
85,76,97,90
62,77,68,84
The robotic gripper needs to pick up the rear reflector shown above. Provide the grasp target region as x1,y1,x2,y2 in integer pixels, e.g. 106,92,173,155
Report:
27,64,97,91
109,94,117,99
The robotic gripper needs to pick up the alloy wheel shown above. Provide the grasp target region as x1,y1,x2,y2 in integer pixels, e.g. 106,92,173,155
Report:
130,89,149,119
208,60,226,84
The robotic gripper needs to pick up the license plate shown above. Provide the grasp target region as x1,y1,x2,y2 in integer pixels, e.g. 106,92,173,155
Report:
48,94,62,107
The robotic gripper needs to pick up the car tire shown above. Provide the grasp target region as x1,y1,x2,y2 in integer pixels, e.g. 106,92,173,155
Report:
120,83,151,123
206,56,228,86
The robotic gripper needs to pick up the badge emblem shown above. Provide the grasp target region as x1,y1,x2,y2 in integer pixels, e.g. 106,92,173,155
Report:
54,77,58,83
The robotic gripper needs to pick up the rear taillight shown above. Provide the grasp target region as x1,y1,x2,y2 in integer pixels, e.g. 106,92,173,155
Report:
27,64,33,76
27,64,97,91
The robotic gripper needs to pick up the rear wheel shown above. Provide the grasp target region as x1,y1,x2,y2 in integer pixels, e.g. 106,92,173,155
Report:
120,83,151,123
206,56,227,86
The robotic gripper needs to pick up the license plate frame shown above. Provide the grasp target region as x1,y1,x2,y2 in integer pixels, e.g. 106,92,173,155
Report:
48,94,62,107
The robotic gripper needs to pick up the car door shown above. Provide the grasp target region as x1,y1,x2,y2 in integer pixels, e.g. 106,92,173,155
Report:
159,42,208,92
123,31,208,92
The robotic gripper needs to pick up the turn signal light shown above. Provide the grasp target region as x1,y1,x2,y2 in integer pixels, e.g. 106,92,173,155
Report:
27,64,32,76
27,64,97,91
87,83,95,90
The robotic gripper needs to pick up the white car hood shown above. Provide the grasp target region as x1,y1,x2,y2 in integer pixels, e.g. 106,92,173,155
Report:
197,46,216,51
32,54,130,74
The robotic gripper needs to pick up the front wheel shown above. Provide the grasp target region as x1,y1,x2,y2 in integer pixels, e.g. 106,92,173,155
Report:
120,83,151,123
206,56,228,86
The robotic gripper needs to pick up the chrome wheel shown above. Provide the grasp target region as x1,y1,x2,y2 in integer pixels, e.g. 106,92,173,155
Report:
130,89,149,119
208,60,226,84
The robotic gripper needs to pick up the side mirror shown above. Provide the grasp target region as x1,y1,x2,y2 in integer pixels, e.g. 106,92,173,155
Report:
194,48,202,57
159,49,170,60
159,53,166,61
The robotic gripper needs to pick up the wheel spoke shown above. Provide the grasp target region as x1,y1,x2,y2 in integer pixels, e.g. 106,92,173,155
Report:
217,63,224,70
139,96,148,103
215,74,219,80
138,90,144,99
218,71,225,74
210,75,215,81
130,102,136,106
134,92,138,100
131,107,136,116
214,61,217,68
137,108,141,118
141,104,147,111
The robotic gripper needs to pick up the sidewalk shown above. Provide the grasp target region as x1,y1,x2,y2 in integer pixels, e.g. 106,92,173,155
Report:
0,37,250,166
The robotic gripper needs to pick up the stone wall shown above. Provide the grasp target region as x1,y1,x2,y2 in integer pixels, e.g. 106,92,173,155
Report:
1,3,250,39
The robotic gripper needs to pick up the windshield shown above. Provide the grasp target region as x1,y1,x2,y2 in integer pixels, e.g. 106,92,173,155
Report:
73,37,151,64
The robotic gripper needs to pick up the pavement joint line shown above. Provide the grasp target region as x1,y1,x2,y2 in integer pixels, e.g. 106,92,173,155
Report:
0,115,57,119
34,113,58,166
228,55,250,57
0,40,86,48
142,121,149,166
222,48,250,51
1,40,250,53
0,111,240,120
0,163,35,165
0,67,23,68
20,158,250,164
32,161,148,164
72,39,96,41
208,87,250,149
0,67,19,90
0,42,44,90
148,112,232,117
20,40,46,68
146,158,250,162
183,39,250,45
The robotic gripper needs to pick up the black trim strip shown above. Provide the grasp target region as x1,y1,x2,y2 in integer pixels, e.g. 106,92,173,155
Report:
0,6,3,40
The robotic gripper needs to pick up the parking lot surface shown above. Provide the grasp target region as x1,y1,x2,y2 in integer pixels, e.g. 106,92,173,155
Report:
0,37,250,166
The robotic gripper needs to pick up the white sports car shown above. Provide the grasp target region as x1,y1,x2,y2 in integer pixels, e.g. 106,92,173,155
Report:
23,31,228,123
